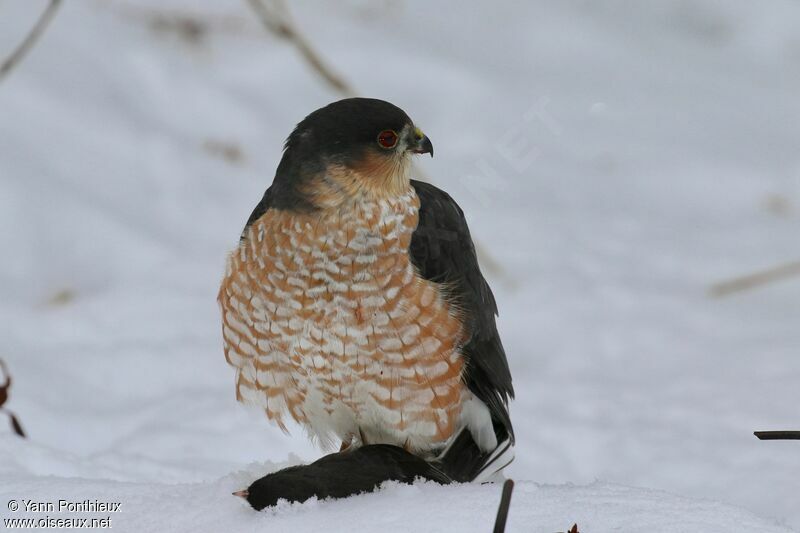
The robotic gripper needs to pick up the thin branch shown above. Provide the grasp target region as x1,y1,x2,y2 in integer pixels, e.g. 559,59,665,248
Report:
709,260,800,298
0,359,26,438
8,412,26,438
0,0,62,83
493,479,515,533
0,359,9,406
755,431,800,440
247,0,355,97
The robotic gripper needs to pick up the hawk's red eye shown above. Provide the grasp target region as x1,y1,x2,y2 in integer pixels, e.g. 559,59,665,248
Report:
377,130,398,149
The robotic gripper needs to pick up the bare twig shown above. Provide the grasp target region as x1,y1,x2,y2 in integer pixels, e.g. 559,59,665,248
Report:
709,260,800,298
247,0,355,96
0,359,27,438
493,479,515,533
755,431,800,440
0,360,12,411
0,0,62,83
112,4,250,45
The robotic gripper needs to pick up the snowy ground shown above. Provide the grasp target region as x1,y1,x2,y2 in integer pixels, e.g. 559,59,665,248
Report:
1,1,799,531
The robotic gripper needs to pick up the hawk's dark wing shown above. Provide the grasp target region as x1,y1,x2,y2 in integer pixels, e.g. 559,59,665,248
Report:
409,180,514,443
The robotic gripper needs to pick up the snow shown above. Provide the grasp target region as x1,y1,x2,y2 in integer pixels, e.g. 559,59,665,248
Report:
0,438,794,533
1,0,799,531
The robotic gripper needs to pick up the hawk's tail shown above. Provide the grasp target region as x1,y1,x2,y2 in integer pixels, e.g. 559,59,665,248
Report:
436,424,515,483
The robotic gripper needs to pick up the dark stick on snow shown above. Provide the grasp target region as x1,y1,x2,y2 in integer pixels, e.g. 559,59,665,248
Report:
754,431,800,440
0,0,62,82
8,412,26,438
493,479,515,533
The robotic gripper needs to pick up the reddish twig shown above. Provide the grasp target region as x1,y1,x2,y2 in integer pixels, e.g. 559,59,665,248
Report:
0,359,26,438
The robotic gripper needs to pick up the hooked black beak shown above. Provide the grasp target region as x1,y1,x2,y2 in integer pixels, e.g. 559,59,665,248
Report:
410,127,434,157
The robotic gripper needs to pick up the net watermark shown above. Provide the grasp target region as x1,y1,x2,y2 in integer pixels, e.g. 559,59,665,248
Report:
4,499,121,529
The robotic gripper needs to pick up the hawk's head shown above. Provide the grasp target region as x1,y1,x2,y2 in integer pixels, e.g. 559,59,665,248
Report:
270,98,433,210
